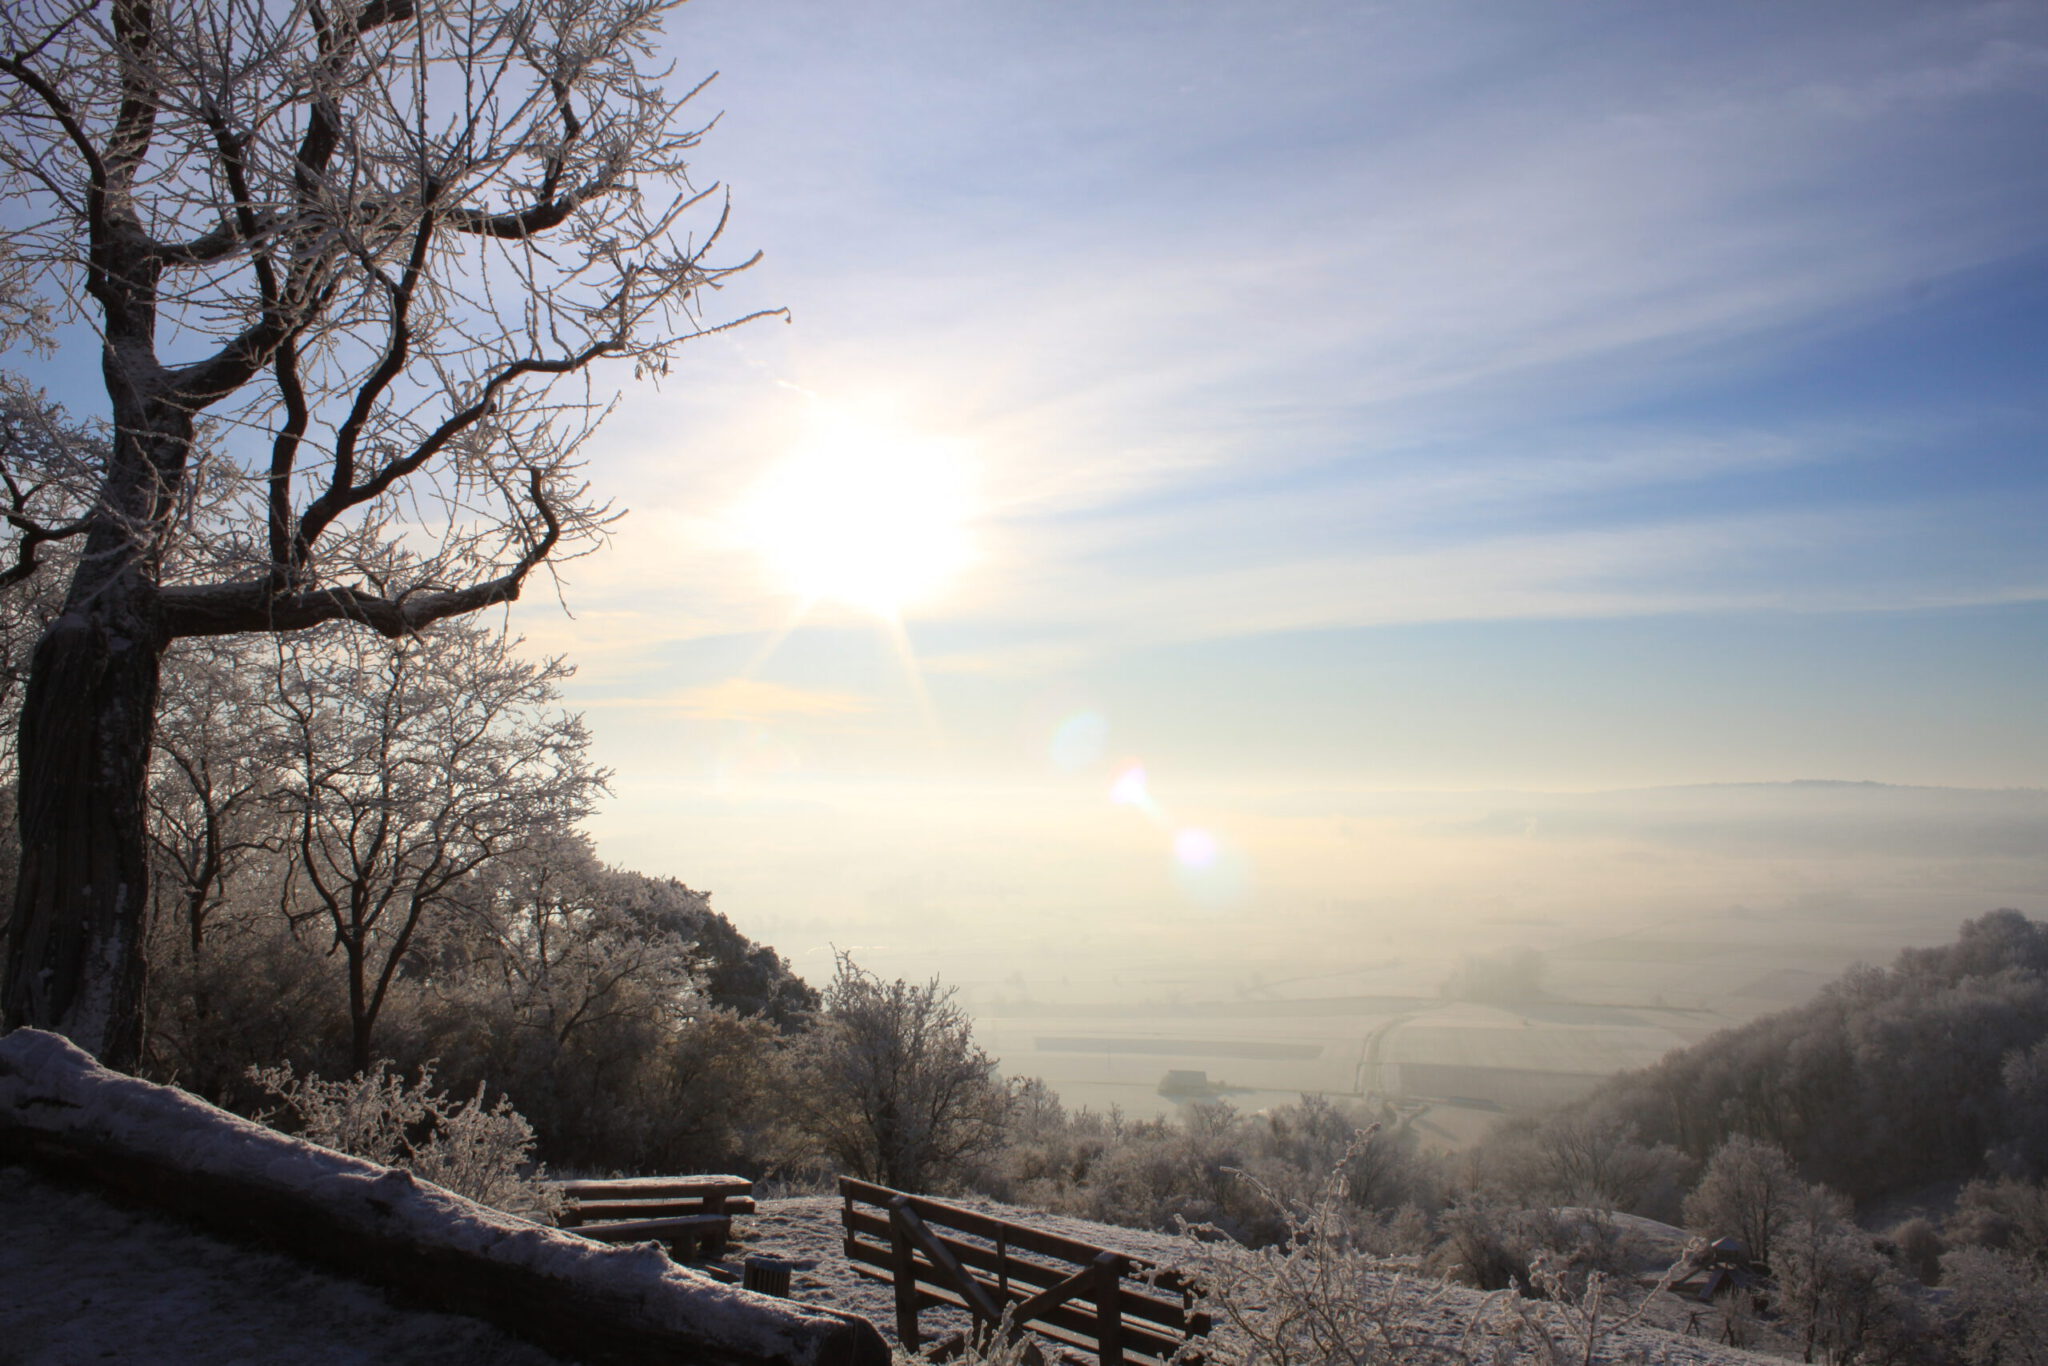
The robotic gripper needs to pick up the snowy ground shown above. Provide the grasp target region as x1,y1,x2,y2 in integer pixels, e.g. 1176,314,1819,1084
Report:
0,1164,569,1366
727,1195,1782,1366
1,1029,869,1366
0,1168,1777,1366
725,1192,1196,1353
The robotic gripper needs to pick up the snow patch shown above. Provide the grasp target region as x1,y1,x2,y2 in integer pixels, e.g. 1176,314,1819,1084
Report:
0,1029,886,1366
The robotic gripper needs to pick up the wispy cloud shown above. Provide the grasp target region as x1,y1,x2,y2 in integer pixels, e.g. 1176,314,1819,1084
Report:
499,0,2048,791
594,678,873,723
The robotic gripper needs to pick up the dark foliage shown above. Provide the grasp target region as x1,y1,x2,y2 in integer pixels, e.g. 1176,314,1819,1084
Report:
1586,911,2048,1201
600,870,819,1030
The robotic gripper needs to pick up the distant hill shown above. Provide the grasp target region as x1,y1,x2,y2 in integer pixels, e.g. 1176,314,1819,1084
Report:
1582,909,2048,1202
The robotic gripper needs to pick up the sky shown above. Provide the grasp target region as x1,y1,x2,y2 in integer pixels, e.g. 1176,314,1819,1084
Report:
13,1,2042,996
474,1,2048,989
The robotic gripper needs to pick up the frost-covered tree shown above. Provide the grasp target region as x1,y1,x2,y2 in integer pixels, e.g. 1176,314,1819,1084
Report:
457,828,698,1053
0,0,767,1066
148,634,288,960
1683,1133,1808,1270
1943,1245,2048,1366
268,618,602,1074
1772,1188,1933,1366
788,954,1012,1192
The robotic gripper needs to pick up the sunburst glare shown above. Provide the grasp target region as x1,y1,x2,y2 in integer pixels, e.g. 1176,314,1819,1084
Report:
739,409,976,619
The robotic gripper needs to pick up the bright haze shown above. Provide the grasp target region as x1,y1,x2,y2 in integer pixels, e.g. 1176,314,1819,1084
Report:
508,1,2048,1115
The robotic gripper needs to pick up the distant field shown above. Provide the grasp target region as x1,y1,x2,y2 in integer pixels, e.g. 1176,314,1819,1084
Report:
1033,1036,1324,1060
963,891,1986,1140
979,994,1713,1138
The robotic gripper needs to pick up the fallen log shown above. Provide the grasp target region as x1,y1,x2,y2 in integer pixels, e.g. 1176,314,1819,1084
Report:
0,1029,887,1366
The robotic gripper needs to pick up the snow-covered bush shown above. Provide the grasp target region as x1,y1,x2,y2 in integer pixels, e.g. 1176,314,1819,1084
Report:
1169,1144,1673,1366
889,1306,1041,1366
251,1062,561,1223
1942,1245,2048,1366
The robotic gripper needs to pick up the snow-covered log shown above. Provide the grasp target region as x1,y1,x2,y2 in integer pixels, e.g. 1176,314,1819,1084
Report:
0,1030,888,1366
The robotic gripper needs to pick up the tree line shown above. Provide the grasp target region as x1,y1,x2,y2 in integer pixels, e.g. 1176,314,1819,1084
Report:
0,0,769,1066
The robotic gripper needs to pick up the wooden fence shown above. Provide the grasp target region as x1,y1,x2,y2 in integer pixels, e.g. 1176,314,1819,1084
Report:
839,1177,1208,1366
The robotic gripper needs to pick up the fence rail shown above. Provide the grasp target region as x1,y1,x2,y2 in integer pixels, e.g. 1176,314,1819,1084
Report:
839,1176,1208,1366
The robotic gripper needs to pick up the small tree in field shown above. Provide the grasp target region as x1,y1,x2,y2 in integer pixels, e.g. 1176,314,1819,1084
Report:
0,0,768,1066
788,954,1012,1192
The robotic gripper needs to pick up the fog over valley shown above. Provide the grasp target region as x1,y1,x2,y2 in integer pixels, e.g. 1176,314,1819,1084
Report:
590,777,2048,1129
4,0,2047,1360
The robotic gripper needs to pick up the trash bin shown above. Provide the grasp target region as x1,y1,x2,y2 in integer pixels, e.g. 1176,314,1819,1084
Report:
744,1256,794,1297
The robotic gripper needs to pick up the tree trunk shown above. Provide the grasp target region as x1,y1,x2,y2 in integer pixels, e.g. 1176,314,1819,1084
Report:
345,932,375,1078
2,377,182,1071
3,587,164,1070
349,978,374,1079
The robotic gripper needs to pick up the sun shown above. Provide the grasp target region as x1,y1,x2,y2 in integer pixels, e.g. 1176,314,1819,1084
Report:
740,412,976,618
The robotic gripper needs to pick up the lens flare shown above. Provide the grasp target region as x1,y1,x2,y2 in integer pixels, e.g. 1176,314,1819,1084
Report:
1173,827,1218,868
1172,832,1253,909
1052,711,1110,771
1110,764,1153,812
1109,765,1248,905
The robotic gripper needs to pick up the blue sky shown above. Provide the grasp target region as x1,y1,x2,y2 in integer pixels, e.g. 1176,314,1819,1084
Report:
10,0,2031,983
540,0,2048,760
477,0,2048,981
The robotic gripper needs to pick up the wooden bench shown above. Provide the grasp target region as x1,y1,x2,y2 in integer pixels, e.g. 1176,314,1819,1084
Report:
840,1177,1209,1366
554,1175,756,1260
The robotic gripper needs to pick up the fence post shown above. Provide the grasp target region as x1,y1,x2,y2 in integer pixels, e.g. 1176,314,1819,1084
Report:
744,1257,795,1298
888,1200,922,1349
1093,1252,1125,1366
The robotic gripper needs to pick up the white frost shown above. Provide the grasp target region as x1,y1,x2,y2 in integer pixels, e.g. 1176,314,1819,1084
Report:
0,1029,874,1363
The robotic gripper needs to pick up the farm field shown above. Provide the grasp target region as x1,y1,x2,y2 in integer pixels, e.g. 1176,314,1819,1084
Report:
974,995,1717,1131
966,893,1979,1141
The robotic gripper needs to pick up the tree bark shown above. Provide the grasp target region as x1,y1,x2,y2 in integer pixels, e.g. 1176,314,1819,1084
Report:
2,387,181,1070
347,938,374,1078
0,0,725,1073
3,588,163,1070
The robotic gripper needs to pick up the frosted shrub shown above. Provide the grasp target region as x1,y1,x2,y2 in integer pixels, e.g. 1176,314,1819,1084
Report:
890,1306,1042,1366
1942,1246,2048,1366
407,1088,562,1222
252,1062,561,1223
1174,1189,1495,1366
1171,1146,1675,1366
249,1061,424,1168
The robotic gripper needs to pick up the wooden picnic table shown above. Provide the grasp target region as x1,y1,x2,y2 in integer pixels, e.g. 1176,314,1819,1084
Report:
554,1174,755,1260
